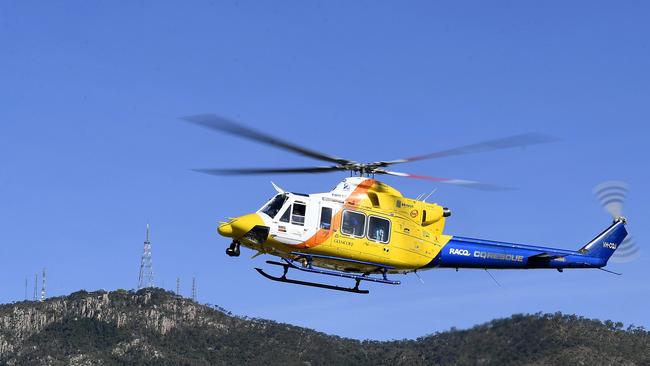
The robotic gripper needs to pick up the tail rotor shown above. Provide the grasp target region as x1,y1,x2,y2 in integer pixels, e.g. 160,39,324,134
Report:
593,181,639,263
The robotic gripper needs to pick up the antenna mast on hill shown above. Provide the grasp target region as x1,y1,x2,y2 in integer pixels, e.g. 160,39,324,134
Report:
40,268,46,301
138,224,154,289
33,273,37,301
176,277,180,296
192,276,196,302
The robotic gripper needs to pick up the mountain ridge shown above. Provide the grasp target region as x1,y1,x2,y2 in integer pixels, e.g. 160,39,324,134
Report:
1,288,648,365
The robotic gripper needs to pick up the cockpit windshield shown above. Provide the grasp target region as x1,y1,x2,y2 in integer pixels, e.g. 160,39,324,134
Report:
260,194,288,218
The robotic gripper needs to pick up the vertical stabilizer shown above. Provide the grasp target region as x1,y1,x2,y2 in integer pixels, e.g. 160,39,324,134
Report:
579,218,628,264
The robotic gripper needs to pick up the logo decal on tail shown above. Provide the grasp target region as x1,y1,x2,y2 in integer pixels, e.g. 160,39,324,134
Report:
449,248,470,256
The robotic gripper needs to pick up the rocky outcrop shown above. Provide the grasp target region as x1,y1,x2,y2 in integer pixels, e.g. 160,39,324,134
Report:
0,289,236,365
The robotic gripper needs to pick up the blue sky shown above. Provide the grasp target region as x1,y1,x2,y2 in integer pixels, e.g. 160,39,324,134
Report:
1,1,649,340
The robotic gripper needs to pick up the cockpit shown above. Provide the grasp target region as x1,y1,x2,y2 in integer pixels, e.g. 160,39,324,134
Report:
260,194,288,218
258,193,309,227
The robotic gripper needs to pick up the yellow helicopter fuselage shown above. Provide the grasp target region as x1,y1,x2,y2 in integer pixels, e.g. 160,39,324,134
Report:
218,177,452,273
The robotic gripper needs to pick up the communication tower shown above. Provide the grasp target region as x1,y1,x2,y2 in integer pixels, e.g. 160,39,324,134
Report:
192,277,196,301
138,224,154,289
33,274,37,301
40,268,46,301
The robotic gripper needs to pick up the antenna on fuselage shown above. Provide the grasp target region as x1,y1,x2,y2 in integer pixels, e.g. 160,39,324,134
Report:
414,270,425,284
422,189,437,203
271,181,285,194
484,269,502,288
598,267,622,276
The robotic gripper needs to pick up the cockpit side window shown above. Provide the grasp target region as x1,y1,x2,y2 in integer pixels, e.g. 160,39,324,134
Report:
279,206,291,223
291,202,306,226
319,207,332,230
261,194,287,218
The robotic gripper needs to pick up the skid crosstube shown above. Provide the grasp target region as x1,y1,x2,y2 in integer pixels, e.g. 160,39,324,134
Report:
290,252,396,271
281,255,401,285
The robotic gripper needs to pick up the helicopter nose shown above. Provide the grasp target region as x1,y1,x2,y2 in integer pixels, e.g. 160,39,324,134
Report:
217,213,264,238
217,222,234,237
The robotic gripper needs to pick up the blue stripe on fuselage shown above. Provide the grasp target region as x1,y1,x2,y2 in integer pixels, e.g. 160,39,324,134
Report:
425,237,605,269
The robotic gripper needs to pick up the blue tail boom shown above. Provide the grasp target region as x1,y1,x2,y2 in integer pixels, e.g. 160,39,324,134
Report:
428,218,628,270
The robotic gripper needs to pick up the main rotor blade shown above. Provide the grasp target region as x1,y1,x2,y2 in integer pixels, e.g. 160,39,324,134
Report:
376,170,511,191
193,166,345,176
374,133,560,167
182,114,350,165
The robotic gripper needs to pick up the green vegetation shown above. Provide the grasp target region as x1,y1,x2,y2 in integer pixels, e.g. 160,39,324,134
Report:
0,288,647,365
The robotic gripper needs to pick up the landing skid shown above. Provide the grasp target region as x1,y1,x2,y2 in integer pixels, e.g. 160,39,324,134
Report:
254,255,401,294
255,267,369,294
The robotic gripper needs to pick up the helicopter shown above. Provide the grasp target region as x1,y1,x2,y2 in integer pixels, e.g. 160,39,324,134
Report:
186,114,631,294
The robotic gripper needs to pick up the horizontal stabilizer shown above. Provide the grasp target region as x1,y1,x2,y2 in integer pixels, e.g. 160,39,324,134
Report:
528,253,566,260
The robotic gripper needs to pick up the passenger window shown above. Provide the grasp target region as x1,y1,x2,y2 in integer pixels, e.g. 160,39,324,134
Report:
279,206,290,223
341,211,365,237
320,207,332,229
291,202,306,226
368,216,391,243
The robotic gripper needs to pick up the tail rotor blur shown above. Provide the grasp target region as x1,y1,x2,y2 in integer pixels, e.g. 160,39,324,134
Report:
593,181,639,263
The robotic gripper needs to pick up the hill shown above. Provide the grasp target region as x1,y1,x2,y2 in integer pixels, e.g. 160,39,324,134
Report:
0,289,648,365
